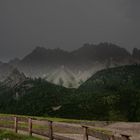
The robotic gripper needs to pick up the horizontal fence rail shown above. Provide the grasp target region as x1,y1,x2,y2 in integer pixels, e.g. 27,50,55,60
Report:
0,115,131,140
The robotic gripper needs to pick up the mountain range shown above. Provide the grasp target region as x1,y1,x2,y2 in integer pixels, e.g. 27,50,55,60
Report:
0,43,140,88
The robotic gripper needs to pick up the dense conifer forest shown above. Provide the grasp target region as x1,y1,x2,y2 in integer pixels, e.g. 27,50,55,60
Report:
0,65,140,121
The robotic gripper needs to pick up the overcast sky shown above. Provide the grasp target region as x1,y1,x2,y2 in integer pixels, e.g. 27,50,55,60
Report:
0,0,140,61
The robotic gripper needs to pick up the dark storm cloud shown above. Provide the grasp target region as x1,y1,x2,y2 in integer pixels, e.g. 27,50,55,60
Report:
0,0,140,61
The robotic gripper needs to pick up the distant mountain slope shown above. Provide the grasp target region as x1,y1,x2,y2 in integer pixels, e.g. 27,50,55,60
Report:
79,65,140,92
45,66,78,88
21,47,72,66
8,43,136,88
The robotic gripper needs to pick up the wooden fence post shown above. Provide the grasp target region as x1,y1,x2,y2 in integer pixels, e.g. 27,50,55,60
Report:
14,116,18,133
28,118,32,136
82,126,88,140
48,120,53,140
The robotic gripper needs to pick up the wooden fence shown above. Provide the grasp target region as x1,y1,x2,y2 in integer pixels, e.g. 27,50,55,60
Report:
0,115,131,140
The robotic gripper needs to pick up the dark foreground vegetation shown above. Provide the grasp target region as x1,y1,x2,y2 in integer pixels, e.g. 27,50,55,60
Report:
0,65,140,121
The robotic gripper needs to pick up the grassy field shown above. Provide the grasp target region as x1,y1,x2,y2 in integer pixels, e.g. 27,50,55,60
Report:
0,113,89,123
0,130,42,140
0,114,84,134
0,114,112,136
0,114,139,140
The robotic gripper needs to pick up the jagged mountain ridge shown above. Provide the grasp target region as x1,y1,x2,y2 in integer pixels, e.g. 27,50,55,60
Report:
4,43,140,87
72,43,131,63
19,43,132,67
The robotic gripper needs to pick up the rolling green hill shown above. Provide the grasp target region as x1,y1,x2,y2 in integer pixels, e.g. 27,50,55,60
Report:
79,64,140,92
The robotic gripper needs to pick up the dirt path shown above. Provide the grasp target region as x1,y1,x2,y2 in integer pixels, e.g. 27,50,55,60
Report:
37,122,140,140
55,133,99,140
105,122,140,140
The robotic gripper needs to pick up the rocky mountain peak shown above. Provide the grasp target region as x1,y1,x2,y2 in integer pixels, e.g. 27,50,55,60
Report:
3,68,26,87
33,46,47,53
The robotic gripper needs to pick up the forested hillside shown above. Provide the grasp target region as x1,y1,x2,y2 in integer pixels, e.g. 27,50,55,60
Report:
79,64,140,92
76,65,140,121
0,65,140,121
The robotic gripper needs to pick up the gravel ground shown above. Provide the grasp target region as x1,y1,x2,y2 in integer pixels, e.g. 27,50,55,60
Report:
105,122,140,140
